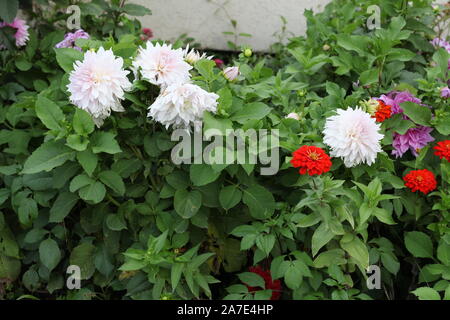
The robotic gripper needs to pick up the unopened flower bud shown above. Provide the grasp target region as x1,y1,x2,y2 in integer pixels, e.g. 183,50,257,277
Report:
223,66,240,81
286,112,301,120
323,44,330,51
361,99,379,116
244,48,252,57
297,89,307,97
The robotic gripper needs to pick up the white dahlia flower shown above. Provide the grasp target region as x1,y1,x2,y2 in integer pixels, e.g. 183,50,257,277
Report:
183,44,212,64
67,47,131,127
148,83,219,131
132,42,192,87
323,107,384,168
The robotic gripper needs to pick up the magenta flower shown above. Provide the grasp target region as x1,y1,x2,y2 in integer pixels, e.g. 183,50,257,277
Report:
378,91,422,115
55,29,90,51
0,17,30,48
441,86,450,99
392,126,434,158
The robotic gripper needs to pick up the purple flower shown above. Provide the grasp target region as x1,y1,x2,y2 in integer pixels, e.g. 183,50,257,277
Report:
55,29,89,51
441,86,450,99
392,126,434,158
378,91,422,115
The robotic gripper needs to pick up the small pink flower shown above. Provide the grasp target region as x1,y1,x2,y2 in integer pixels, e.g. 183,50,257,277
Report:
0,17,30,48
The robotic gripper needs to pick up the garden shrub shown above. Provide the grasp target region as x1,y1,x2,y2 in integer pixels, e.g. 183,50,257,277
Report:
0,0,449,300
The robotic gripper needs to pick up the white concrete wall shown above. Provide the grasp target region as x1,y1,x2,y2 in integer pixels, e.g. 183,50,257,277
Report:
132,0,331,51
132,0,449,52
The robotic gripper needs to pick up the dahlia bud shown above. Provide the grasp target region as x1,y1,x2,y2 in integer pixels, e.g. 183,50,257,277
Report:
223,66,240,81
185,50,202,65
322,44,330,51
244,48,252,57
297,89,307,97
361,99,379,116
286,112,301,120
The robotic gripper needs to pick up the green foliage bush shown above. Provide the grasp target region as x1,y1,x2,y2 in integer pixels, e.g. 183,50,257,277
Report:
0,0,449,300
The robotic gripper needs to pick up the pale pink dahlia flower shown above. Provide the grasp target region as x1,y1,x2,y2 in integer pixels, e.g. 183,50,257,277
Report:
132,42,192,87
148,83,219,131
0,17,30,48
67,47,132,127
323,107,384,168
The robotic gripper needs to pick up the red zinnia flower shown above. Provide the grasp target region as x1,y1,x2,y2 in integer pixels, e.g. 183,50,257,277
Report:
246,266,282,300
290,145,332,176
434,140,450,162
373,100,392,122
403,169,437,194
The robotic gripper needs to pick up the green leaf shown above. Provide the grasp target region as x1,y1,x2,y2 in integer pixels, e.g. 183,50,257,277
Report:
73,109,95,135
15,56,32,71
195,59,216,81
203,111,233,136
91,132,122,154
106,214,127,231
49,192,78,222
76,149,98,176
99,170,125,196
0,0,18,23
70,174,94,192
79,181,106,204
66,134,89,151
171,263,184,291
256,234,275,257
39,238,61,272
35,95,65,131
70,243,96,279
18,198,38,227
24,229,49,244
121,3,152,16
231,102,271,124
405,231,433,258
174,189,202,219
189,164,221,187
311,223,335,257
285,262,303,289
55,48,84,73
340,234,369,269
238,272,265,288
219,185,242,210
360,68,378,85
22,140,75,174
400,102,431,126
412,287,441,300
242,185,275,219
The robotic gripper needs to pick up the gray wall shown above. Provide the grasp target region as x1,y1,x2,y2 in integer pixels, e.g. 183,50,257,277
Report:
133,0,449,51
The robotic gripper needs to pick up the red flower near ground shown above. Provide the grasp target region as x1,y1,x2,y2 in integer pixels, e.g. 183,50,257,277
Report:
373,100,392,122
213,58,224,68
290,145,332,176
434,140,450,162
140,28,153,41
246,266,281,300
403,169,437,194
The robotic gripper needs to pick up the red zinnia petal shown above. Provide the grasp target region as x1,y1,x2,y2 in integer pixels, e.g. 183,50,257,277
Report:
434,140,450,162
403,169,437,194
290,145,332,176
